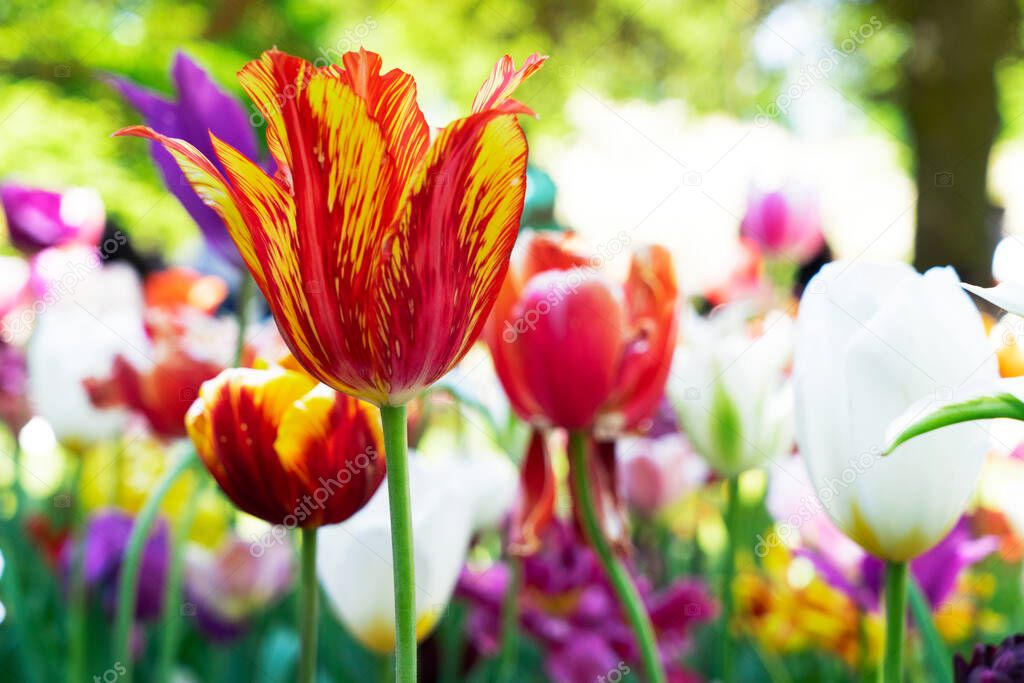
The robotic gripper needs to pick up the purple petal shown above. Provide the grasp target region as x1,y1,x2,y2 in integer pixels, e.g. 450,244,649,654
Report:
110,52,260,266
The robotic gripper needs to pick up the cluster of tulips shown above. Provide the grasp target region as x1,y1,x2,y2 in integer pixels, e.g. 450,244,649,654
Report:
3,44,1024,683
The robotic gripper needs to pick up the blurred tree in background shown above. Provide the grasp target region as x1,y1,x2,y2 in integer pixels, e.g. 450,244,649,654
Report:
2,0,1023,278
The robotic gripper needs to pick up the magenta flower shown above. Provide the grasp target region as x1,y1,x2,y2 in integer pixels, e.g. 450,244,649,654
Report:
457,521,714,682
110,52,263,266
0,184,104,254
740,185,824,264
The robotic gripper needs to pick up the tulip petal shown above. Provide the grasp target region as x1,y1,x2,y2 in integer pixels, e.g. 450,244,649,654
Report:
508,430,557,556
605,244,679,432
331,49,430,204
187,369,317,525
113,126,252,262
963,281,1024,317
235,52,407,402
472,53,548,115
275,384,386,524
377,109,530,403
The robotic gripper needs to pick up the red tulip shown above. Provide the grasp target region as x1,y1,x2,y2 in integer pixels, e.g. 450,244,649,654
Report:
116,49,545,406
485,231,679,434
508,429,557,556
186,366,385,527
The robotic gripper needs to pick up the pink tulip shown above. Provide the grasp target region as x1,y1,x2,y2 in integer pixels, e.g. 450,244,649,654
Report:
740,186,824,264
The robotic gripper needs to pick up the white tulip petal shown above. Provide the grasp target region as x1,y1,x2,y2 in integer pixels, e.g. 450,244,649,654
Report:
963,281,1024,317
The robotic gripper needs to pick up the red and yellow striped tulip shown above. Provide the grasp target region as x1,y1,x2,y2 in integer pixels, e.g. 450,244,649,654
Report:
117,49,546,406
186,366,386,527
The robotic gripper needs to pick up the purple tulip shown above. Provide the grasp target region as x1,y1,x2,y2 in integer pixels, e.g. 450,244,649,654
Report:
457,520,714,683
1,184,104,254
740,185,824,264
62,510,169,621
860,518,998,610
955,634,1024,683
109,52,263,266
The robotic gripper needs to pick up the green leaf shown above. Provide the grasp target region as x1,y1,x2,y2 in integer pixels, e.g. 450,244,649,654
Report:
885,393,1024,455
907,580,952,683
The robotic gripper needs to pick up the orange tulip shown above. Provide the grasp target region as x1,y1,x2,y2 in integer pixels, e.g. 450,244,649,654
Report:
117,49,545,406
186,367,385,527
485,230,679,434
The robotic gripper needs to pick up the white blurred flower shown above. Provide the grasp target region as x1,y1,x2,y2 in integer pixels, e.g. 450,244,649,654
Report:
27,258,147,448
670,305,794,476
317,452,516,653
795,262,996,561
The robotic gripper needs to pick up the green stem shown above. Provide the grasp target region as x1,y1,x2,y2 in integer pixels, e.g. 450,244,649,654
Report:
498,558,521,682
1,523,44,683
884,561,909,683
568,431,666,683
380,404,416,683
298,527,319,683
722,475,740,683
113,450,198,682
907,579,952,683
154,473,208,683
68,456,87,683
234,272,253,367
11,436,24,516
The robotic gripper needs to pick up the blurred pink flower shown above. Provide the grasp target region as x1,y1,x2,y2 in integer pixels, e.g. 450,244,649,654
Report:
1,184,104,255
184,535,294,641
618,432,708,515
740,186,824,264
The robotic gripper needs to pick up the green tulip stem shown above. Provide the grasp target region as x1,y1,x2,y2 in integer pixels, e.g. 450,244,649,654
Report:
234,271,253,367
722,474,741,683
380,404,417,683
498,556,522,681
67,455,87,683
155,473,208,683
113,450,198,682
298,527,319,683
884,561,909,683
568,430,666,683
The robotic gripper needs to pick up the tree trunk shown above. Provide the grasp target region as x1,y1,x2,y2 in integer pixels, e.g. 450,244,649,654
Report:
883,0,1019,285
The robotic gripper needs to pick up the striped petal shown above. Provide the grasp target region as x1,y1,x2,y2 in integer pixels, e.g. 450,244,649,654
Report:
186,368,317,526
275,384,386,525
112,126,250,262
472,53,548,115
376,109,530,404
234,52,404,402
330,49,429,206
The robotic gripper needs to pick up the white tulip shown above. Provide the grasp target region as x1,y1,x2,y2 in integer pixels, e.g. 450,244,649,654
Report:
316,453,515,653
962,281,1024,317
794,261,997,561
27,256,148,449
670,305,794,476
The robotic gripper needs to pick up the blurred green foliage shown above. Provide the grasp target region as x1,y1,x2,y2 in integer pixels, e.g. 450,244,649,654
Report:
3,0,1020,257
0,0,786,252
